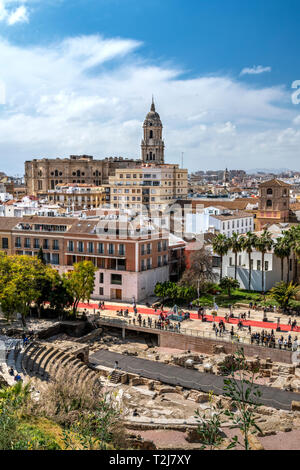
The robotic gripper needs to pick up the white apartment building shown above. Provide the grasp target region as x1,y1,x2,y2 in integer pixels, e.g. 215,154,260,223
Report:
185,206,254,237
212,224,298,291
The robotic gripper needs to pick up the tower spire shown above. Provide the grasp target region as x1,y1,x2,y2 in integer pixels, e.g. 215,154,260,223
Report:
151,95,155,112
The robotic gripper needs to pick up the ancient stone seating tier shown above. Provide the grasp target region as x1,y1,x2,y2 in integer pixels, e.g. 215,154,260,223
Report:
21,341,100,389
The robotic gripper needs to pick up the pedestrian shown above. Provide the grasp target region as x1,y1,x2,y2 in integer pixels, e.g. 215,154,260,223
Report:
114,361,119,370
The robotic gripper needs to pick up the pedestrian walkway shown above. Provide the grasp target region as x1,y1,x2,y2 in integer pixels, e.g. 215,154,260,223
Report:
78,301,300,333
90,349,300,411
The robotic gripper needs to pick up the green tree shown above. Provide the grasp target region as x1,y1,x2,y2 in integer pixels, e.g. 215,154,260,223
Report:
284,226,300,283
229,232,242,281
49,275,73,314
241,232,258,291
65,261,97,316
154,281,172,304
212,234,230,281
269,281,299,312
219,277,240,297
0,255,51,326
255,229,273,293
274,237,291,282
37,247,45,265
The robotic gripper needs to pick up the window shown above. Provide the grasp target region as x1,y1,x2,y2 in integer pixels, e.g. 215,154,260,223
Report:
2,238,8,249
265,261,269,271
108,244,114,255
141,244,145,256
147,258,151,269
257,260,261,271
99,272,104,284
78,241,83,253
88,242,94,254
111,274,122,285
158,255,162,267
68,241,74,252
119,244,125,256
53,240,59,250
43,239,49,250
15,237,21,248
267,188,273,195
34,239,40,249
52,254,60,265
147,243,151,255
98,243,104,254
158,241,162,252
266,200,272,207
24,238,31,249
99,287,104,296
229,257,233,266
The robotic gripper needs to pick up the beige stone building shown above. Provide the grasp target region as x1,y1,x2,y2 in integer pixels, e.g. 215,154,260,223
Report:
108,165,188,212
42,183,107,211
25,155,141,196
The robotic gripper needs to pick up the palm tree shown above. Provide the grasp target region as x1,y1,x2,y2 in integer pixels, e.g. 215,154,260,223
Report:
274,237,291,282
284,226,300,283
212,234,230,281
269,281,300,313
229,233,242,281
241,231,258,291
255,229,273,293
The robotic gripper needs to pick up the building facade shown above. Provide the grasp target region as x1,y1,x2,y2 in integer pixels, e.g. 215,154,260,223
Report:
256,179,291,230
0,215,170,302
25,155,141,196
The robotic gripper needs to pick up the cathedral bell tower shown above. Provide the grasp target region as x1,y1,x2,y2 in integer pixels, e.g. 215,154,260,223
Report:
141,98,165,164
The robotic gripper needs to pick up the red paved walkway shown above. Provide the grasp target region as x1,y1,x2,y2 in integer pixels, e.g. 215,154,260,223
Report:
78,302,300,333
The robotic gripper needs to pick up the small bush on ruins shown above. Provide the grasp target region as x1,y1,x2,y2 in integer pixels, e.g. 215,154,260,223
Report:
0,375,127,450
222,349,262,450
194,349,263,451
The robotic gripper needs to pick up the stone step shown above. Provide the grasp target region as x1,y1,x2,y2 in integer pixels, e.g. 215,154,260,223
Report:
27,346,47,373
22,344,40,371
41,348,65,378
50,351,74,378
34,346,55,377
28,346,48,373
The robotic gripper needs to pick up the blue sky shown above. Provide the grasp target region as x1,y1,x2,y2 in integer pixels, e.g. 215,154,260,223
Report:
0,0,300,174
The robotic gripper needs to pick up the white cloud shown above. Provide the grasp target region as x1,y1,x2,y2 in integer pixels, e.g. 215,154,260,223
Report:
240,65,272,76
0,34,298,174
7,5,28,24
0,0,29,25
293,115,300,125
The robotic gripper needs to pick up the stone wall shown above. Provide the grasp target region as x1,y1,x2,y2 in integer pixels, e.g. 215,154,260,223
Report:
158,331,293,364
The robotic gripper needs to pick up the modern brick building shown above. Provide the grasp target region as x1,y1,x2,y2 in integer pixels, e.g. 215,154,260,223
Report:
0,215,171,302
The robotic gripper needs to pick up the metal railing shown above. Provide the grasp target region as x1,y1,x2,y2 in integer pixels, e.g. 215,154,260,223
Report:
95,314,297,353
